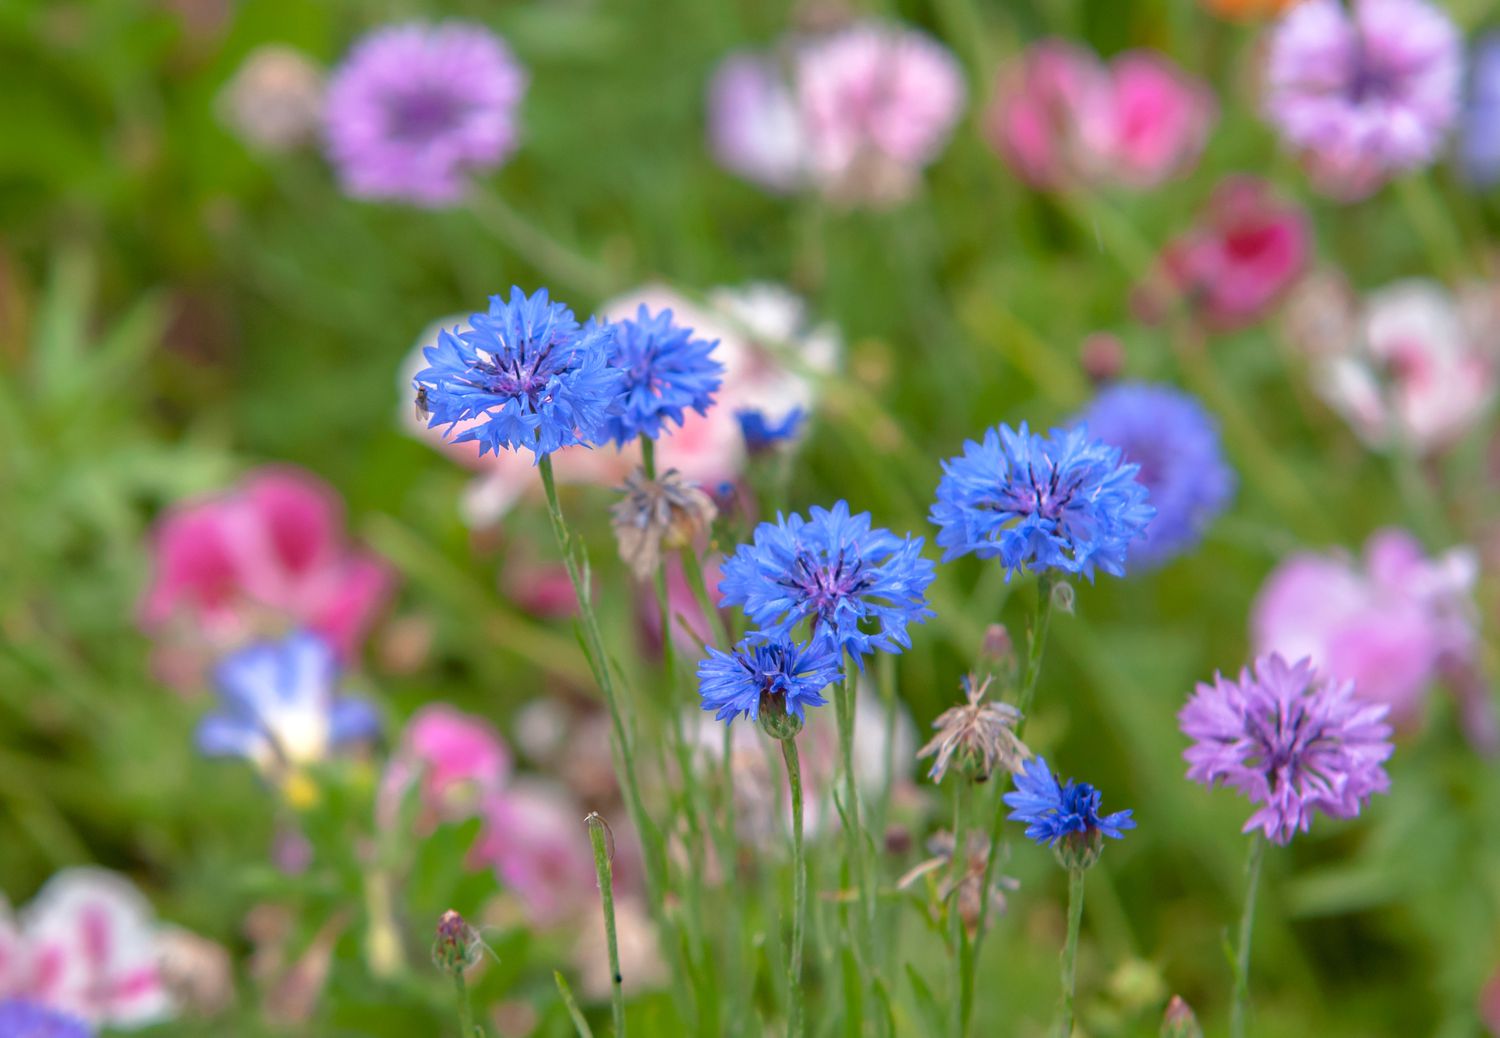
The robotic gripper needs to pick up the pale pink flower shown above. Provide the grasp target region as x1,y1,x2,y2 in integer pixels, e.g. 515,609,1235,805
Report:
471,781,597,926
379,704,511,829
1252,529,1485,729
140,467,393,685
218,45,324,153
986,40,1104,189
4,868,174,1028
1315,280,1498,454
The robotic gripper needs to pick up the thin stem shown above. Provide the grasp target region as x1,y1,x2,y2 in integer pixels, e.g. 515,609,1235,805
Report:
1231,835,1267,1038
965,577,1057,1033
466,186,614,298
781,737,807,1038
950,781,975,1038
587,814,626,1037
537,456,665,916
834,660,873,938
1057,867,1086,1038
453,970,478,1038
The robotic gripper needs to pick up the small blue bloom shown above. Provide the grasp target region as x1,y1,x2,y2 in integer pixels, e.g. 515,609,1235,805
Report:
1003,757,1135,848
1462,34,1500,187
737,407,805,453
605,306,723,444
198,631,380,772
718,501,935,664
697,636,844,724
930,422,1154,580
0,998,93,1038
1075,383,1234,569
413,287,623,461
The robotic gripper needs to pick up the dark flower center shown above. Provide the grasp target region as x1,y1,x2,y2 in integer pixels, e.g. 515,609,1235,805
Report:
787,548,872,618
384,88,469,143
473,342,562,405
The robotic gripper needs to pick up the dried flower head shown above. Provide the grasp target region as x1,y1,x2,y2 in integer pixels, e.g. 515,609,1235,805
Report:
610,468,718,581
896,830,1019,939
917,674,1029,783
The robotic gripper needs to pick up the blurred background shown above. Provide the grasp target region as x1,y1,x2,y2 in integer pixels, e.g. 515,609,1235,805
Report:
2,0,1499,1035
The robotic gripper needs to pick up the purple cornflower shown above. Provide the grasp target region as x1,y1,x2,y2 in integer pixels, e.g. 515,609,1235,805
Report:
737,407,805,454
1075,383,1234,569
413,287,622,461
718,501,935,663
697,637,844,725
324,22,527,206
930,423,1154,580
1004,756,1135,848
1461,34,1500,187
197,630,380,775
605,306,723,445
0,1000,93,1038
1180,653,1394,845
1263,0,1461,198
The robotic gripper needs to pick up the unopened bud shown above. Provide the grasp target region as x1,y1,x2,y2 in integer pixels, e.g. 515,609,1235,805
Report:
1050,580,1076,616
1080,333,1125,385
1161,995,1203,1038
432,910,481,977
980,624,1014,667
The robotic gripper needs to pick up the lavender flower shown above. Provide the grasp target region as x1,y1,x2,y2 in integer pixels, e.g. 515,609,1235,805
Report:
605,306,723,445
0,999,93,1038
697,637,844,726
1461,34,1500,187
1180,653,1394,844
1263,0,1461,197
197,631,380,775
325,22,527,206
1004,756,1135,850
930,423,1154,579
707,52,808,194
1075,383,1234,569
413,287,622,461
718,501,935,663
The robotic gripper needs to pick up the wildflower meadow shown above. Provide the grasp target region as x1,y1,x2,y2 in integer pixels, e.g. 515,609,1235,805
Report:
5,0,1500,1036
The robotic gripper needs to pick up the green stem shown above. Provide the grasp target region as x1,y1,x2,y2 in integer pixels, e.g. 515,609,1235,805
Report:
1231,836,1267,1038
453,970,478,1038
834,660,873,938
467,186,614,298
950,781,975,1037
782,736,807,1038
1057,867,1086,1038
537,456,664,916
964,579,1057,1033
587,814,626,1038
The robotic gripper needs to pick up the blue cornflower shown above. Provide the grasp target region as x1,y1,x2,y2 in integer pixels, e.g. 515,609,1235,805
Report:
1004,756,1135,848
718,501,935,664
697,637,844,725
413,287,623,461
197,631,380,774
0,999,93,1038
737,407,805,453
1462,34,1500,187
930,422,1154,580
1075,383,1234,569
605,306,723,444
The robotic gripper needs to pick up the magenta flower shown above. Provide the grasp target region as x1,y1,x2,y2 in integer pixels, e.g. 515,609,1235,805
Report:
1263,0,1461,198
1137,176,1309,331
987,41,1213,191
324,22,527,206
140,467,393,686
1252,529,1486,735
379,705,512,829
1180,654,1394,844
0,869,174,1028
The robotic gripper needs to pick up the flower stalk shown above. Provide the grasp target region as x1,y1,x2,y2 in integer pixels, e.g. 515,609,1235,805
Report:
1231,835,1266,1038
1057,866,1086,1038
587,812,626,1038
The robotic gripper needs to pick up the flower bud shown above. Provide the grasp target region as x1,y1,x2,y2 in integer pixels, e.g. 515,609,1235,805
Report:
1161,995,1203,1038
1050,579,1076,616
431,910,482,977
757,693,805,741
1053,827,1104,871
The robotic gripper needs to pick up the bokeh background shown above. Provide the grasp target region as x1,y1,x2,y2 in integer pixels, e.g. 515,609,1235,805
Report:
3,0,1499,1035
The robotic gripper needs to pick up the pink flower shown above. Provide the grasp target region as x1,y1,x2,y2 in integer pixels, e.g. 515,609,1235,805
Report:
1314,279,1499,454
140,467,393,683
988,42,1213,191
1139,176,1309,330
380,705,511,829
1252,529,1484,728
1079,52,1215,188
471,781,598,926
1,869,175,1028
707,22,965,207
796,23,966,206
